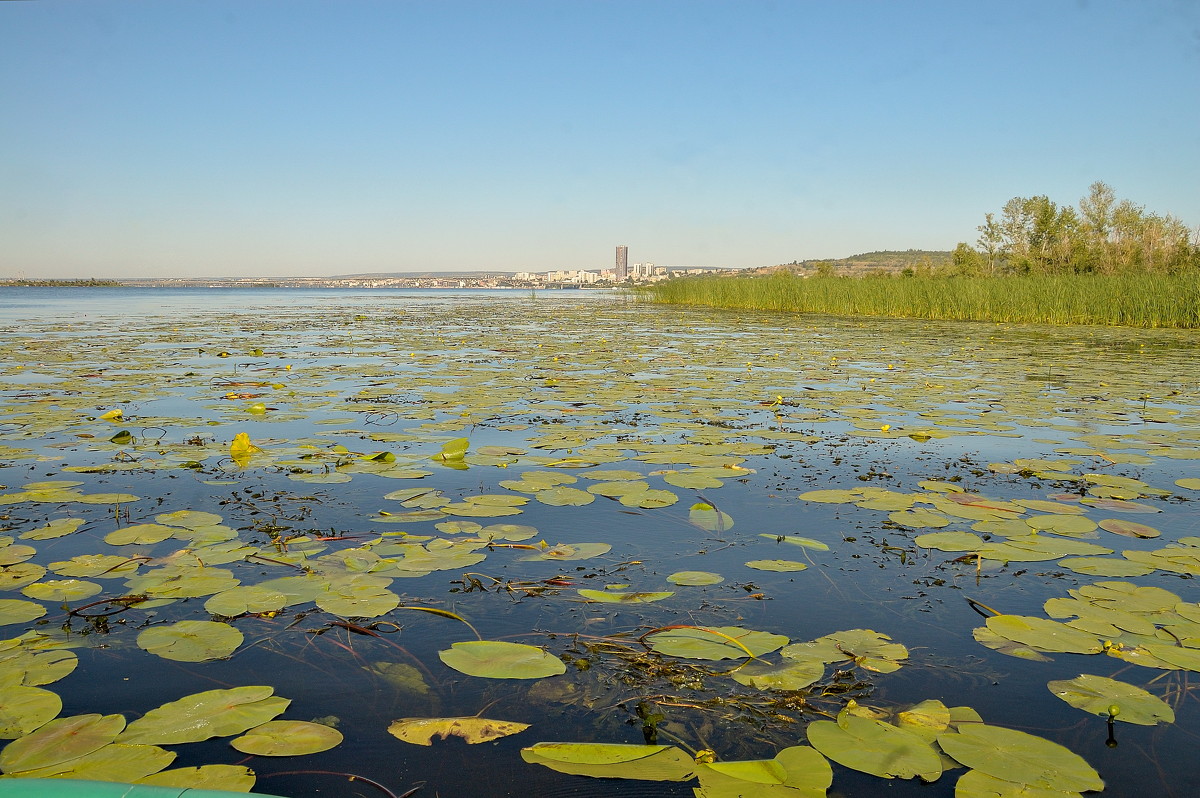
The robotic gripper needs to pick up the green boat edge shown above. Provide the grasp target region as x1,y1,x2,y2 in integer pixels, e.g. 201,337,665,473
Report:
0,779,290,798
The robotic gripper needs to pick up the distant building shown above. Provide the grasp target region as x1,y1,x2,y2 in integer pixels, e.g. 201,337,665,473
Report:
615,246,628,281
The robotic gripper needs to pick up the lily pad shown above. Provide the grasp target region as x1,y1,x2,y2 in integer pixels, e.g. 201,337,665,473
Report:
577,589,675,603
0,713,126,774
689,502,734,532
1048,673,1174,725
438,641,566,679
1098,518,1160,539
14,742,175,782
936,724,1103,793
730,659,825,691
807,711,942,781
388,717,530,746
137,764,256,792
0,600,47,627
983,615,1103,655
666,571,724,586
136,620,244,662
21,579,102,603
759,533,829,551
0,685,62,738
520,742,696,781
645,626,788,660
745,559,808,572
118,686,290,745
231,720,343,756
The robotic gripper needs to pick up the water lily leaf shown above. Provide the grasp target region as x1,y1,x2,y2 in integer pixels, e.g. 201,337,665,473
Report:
432,437,469,462
534,486,595,506
155,510,224,528
889,508,951,528
745,559,808,572
19,518,85,540
103,523,179,546
781,629,908,673
1098,518,1160,539
689,502,734,532
662,472,724,489
316,584,400,618
0,713,126,773
520,542,611,561
620,488,678,508
1080,498,1159,513
1176,478,1200,491
972,626,1053,662
21,579,102,602
476,523,539,542
1120,543,1200,575
807,711,942,781
0,648,78,687
696,745,833,796
231,720,343,756
1048,673,1173,725
587,480,649,497
204,585,290,616
667,571,724,586
983,616,1103,654
798,489,862,503
387,717,530,746
0,600,47,627
894,699,952,742
1057,556,1155,577
979,536,1111,562
136,764,256,791
760,534,829,551
520,742,696,781
1114,642,1200,672
435,520,482,535
0,564,47,591
136,620,244,662
1024,514,1098,536
383,488,439,503
646,626,788,660
117,686,289,745
953,768,1081,797
937,724,1103,793
49,555,137,581
124,564,240,598
14,742,175,782
0,544,36,567
731,659,825,691
0,686,62,738
438,641,566,679
577,589,674,603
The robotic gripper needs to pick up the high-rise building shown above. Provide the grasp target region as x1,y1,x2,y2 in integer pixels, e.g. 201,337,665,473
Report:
615,246,628,281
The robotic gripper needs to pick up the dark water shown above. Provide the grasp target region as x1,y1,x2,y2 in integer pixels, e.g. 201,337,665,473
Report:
0,286,1198,797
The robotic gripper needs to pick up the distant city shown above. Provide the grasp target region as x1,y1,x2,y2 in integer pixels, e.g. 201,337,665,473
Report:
10,246,733,289
4,249,955,288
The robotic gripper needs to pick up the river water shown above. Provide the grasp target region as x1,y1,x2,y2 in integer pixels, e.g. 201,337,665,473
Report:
0,286,1197,797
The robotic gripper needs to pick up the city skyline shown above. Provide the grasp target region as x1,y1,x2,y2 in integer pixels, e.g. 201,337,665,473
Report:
3,1,1197,280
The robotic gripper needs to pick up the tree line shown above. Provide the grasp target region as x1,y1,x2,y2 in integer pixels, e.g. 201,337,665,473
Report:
949,181,1198,276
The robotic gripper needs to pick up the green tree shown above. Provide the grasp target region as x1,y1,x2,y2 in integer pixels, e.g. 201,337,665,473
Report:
976,213,1003,275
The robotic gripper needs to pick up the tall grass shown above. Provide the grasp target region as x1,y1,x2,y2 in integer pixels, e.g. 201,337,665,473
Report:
640,273,1200,328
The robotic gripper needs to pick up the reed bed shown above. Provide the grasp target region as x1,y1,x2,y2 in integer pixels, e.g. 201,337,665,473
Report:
640,273,1200,328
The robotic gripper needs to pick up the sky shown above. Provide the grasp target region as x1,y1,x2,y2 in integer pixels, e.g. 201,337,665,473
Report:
2,1,1198,279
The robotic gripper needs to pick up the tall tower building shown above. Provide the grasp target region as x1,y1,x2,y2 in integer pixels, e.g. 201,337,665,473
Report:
615,245,628,281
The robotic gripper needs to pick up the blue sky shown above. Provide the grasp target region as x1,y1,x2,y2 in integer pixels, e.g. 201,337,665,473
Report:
2,1,1198,278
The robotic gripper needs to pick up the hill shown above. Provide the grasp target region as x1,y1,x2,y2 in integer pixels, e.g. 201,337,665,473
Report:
755,249,953,276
